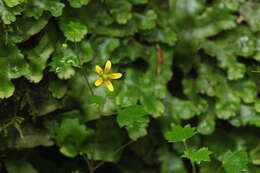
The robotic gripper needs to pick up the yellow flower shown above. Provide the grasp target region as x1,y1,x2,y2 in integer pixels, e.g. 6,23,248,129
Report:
94,60,122,91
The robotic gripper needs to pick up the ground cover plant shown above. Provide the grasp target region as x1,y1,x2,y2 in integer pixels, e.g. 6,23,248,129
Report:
0,0,260,172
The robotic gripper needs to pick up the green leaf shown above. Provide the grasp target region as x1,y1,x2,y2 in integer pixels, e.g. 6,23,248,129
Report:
215,79,257,120
117,105,149,140
239,1,260,32
168,0,236,74
140,94,165,118
66,1,113,31
216,101,239,120
0,0,17,24
55,118,94,157
195,61,259,120
50,55,77,79
105,0,132,24
59,20,88,42
25,0,65,18
67,0,90,8
0,41,29,98
48,80,68,99
197,106,216,135
221,150,250,173
196,62,218,97
202,40,245,80
143,28,177,46
201,26,256,80
74,40,94,64
95,21,136,37
116,48,173,118
182,147,212,164
113,38,149,62
26,29,56,83
229,104,260,127
195,62,253,120
165,125,196,142
217,0,238,12
8,15,49,43
133,10,157,30
255,99,260,113
49,40,93,79
5,159,38,173
91,37,120,64
3,0,25,7
55,118,93,145
169,97,208,120
192,6,236,39
233,80,257,104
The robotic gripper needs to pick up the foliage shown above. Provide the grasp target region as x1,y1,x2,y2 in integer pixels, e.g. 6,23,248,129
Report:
165,125,196,142
221,150,250,173
0,0,260,172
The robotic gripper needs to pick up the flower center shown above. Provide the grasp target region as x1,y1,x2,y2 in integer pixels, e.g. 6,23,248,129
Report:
101,74,109,80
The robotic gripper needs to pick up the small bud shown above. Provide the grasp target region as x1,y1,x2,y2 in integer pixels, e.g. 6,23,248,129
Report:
62,43,68,48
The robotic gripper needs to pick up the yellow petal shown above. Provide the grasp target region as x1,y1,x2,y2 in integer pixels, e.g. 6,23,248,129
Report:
96,65,103,75
95,78,103,86
108,73,122,79
104,60,111,73
104,80,114,91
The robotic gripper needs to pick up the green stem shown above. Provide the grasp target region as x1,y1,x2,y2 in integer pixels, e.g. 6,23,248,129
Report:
183,140,189,151
183,140,197,173
74,42,94,96
83,69,94,96
83,155,94,173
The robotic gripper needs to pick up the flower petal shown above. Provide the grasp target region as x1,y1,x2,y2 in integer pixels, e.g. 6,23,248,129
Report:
96,65,103,75
95,78,103,86
104,60,111,73
108,73,122,79
104,80,114,91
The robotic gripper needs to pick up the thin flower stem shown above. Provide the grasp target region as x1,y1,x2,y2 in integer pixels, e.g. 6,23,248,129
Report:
183,140,197,173
74,42,96,172
74,42,94,96
83,69,94,96
183,140,189,151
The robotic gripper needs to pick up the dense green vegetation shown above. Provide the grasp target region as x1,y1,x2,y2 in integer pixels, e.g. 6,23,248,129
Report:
0,0,260,172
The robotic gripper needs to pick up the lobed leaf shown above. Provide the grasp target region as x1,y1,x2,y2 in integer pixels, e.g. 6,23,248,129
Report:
182,147,212,164
117,105,149,140
165,125,196,142
55,118,94,157
67,0,90,8
0,41,29,98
